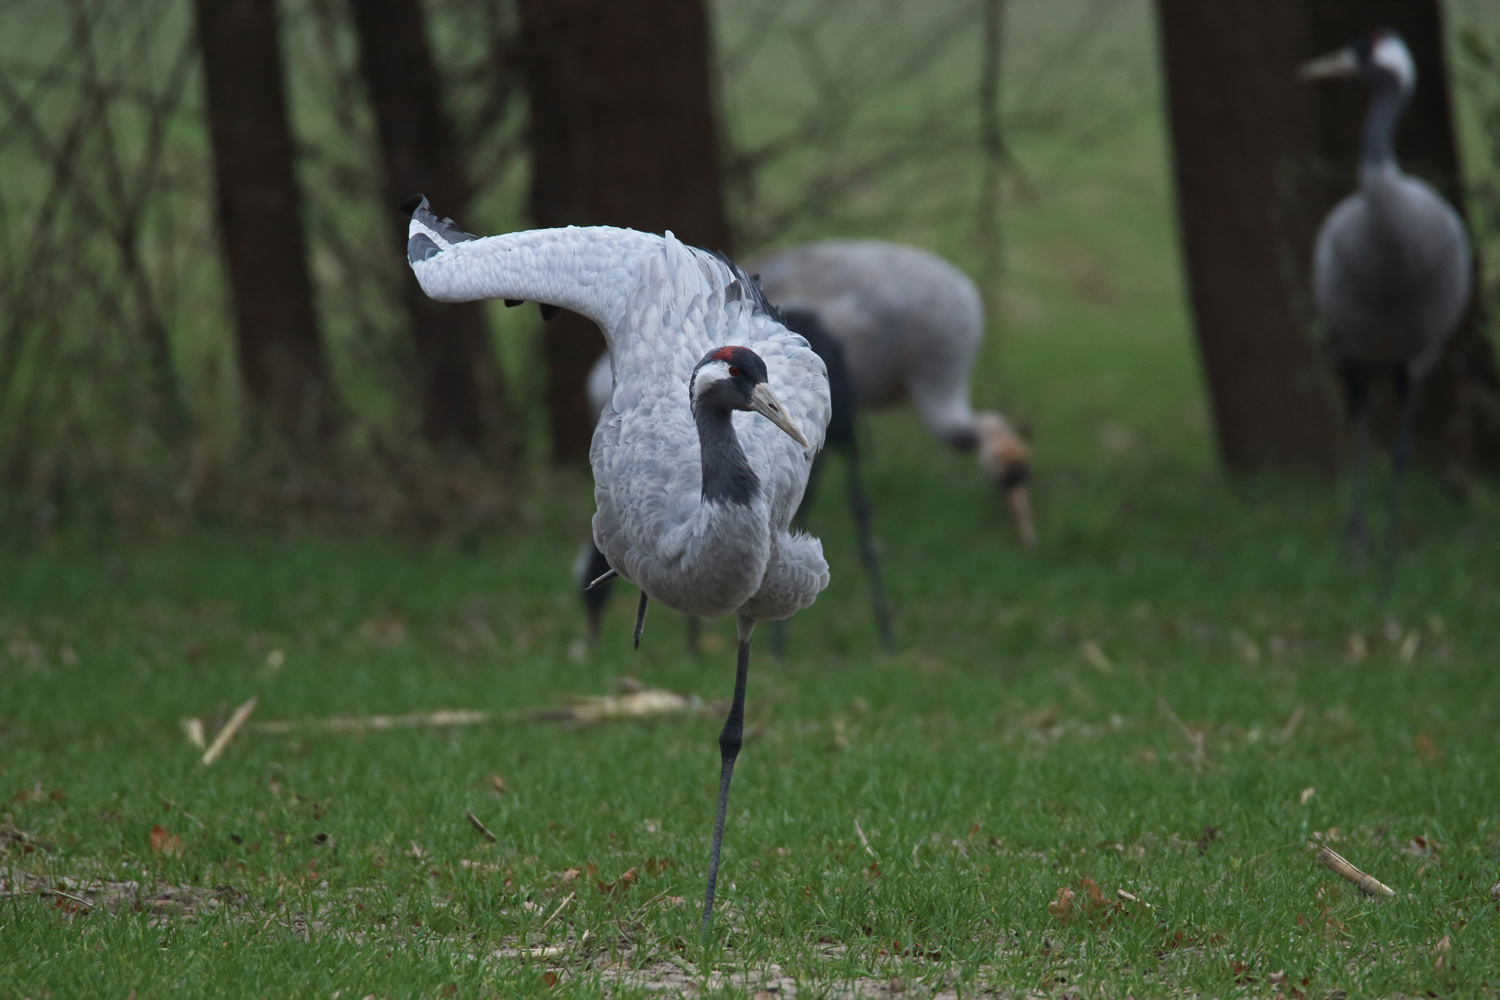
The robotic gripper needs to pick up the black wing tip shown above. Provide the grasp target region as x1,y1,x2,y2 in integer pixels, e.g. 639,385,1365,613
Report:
706,248,784,324
539,303,561,321
398,193,427,215
407,232,441,264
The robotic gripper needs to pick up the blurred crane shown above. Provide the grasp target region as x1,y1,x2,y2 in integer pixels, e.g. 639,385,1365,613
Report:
753,240,1036,547
402,197,831,933
1301,30,1471,583
580,305,894,650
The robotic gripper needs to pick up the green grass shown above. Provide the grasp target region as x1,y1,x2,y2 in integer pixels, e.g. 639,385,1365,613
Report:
3,438,1499,998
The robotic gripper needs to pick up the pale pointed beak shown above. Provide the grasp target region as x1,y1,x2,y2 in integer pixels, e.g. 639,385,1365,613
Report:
1300,47,1358,80
748,382,809,448
1006,485,1036,550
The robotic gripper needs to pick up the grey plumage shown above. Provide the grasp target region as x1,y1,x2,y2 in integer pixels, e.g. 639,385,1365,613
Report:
752,240,1036,546
404,199,831,932
1302,31,1471,581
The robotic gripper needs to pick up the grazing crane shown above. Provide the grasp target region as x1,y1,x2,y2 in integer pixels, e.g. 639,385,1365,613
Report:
752,240,1036,548
579,305,894,650
402,197,831,933
1301,30,1471,582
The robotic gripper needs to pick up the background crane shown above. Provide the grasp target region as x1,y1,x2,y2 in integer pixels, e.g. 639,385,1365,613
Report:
751,240,1036,548
1301,29,1471,585
403,197,831,933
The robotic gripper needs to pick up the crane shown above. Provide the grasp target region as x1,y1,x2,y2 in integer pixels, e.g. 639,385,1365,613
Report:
752,240,1036,548
579,304,894,650
402,197,831,933
1301,30,1471,583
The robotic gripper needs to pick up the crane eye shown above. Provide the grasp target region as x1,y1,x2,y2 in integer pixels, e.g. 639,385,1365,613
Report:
728,366,741,377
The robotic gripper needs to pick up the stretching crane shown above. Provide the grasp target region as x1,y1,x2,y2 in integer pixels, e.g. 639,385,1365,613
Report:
580,306,894,650
1302,30,1471,582
402,197,831,933
753,240,1036,547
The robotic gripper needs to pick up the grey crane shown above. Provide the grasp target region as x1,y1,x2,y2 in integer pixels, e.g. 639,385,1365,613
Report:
752,240,1036,548
579,304,894,650
402,197,831,933
1301,30,1471,581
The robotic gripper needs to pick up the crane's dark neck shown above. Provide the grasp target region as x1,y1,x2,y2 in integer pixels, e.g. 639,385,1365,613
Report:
695,405,759,506
1360,77,1407,174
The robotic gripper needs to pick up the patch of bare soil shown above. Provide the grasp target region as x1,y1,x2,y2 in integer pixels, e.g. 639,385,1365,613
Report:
1,872,252,922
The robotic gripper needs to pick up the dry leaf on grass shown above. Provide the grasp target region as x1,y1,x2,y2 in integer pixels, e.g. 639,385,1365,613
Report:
1299,786,1315,805
1414,732,1440,762
1080,640,1113,674
1433,933,1451,972
149,825,181,856
1049,877,1119,926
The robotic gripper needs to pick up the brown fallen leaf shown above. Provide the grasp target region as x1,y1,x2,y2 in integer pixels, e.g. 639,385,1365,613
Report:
1414,732,1440,762
1433,933,1451,972
487,774,508,795
149,824,181,856
1299,786,1315,805
597,867,637,894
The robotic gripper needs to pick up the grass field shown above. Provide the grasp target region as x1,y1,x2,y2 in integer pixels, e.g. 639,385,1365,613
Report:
5,0,1500,997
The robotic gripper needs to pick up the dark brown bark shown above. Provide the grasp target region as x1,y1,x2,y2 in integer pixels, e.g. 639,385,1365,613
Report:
195,0,339,454
519,0,732,462
349,0,518,463
1156,0,1346,476
1301,0,1500,481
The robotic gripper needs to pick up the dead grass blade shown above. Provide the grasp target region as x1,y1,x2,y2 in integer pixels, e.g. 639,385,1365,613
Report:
201,697,257,765
1316,846,1395,897
247,709,491,735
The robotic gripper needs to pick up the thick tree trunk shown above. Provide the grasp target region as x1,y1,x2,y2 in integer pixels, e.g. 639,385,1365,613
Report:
1156,0,1346,476
1301,0,1500,482
349,0,518,464
518,0,732,463
195,0,339,454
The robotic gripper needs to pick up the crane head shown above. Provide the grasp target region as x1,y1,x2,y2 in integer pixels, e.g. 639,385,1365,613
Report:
1300,29,1414,94
976,412,1035,549
691,346,809,448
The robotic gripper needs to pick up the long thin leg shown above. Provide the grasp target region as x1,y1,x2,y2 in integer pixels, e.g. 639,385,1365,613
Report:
844,446,894,651
701,615,754,935
633,591,649,650
685,616,702,658
1341,362,1371,563
1381,371,1423,598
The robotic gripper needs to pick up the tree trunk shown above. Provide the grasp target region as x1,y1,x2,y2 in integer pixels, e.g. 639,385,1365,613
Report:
518,0,732,463
349,0,518,464
195,0,339,454
1301,0,1500,483
1156,0,1346,476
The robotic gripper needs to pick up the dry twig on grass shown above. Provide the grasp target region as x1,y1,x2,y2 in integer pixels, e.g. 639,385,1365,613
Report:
466,810,497,843
247,709,491,734
539,891,575,931
1316,846,1396,897
522,688,701,724
854,817,876,858
201,697,257,765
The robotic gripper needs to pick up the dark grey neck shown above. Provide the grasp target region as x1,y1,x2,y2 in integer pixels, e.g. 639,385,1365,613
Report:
1361,78,1407,172
696,405,759,505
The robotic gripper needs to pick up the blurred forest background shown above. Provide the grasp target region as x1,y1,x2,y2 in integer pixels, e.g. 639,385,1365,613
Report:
2,0,1500,542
